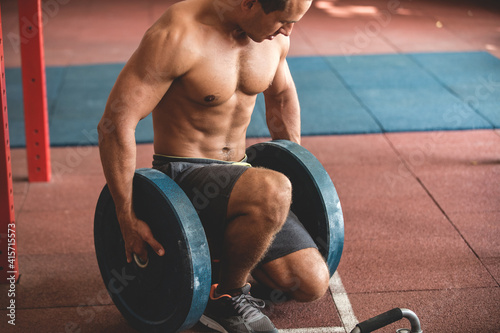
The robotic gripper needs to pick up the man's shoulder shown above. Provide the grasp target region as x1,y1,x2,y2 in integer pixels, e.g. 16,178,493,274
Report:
247,34,290,62
138,2,204,61
128,2,204,79
146,3,195,42
271,34,291,59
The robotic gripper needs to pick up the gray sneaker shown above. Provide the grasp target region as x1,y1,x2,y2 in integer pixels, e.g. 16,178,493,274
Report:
200,283,278,333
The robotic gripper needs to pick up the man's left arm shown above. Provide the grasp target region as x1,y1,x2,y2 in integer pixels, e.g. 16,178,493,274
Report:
263,55,301,144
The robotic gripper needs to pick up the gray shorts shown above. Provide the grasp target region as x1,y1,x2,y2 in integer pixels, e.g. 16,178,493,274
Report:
152,154,317,264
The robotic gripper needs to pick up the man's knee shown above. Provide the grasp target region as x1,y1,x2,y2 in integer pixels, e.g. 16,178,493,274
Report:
257,169,292,221
292,263,330,302
231,168,292,229
258,250,331,302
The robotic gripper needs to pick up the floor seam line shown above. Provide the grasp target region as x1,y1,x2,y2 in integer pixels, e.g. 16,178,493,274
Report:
405,52,496,129
320,56,386,134
383,133,499,286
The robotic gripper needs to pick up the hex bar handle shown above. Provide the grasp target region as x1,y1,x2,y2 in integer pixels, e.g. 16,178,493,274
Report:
350,308,422,333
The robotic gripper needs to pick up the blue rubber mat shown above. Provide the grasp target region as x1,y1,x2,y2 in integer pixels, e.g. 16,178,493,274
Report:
6,51,499,147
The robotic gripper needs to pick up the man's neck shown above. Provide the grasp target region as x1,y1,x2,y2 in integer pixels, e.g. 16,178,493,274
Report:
197,0,253,44
231,27,249,40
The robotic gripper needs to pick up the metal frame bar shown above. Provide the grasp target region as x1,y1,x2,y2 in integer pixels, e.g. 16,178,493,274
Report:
18,0,51,182
0,6,19,283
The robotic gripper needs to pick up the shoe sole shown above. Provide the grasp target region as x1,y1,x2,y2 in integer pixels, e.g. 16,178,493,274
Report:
199,315,229,333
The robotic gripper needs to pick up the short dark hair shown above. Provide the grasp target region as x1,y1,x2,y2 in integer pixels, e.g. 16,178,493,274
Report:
258,0,289,14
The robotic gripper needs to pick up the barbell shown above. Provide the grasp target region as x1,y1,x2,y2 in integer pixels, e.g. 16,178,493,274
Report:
94,140,344,333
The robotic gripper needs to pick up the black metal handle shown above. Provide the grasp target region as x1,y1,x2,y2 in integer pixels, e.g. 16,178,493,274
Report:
351,308,423,333
354,308,403,333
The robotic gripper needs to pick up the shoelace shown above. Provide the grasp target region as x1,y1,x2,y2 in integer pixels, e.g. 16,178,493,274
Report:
231,293,266,321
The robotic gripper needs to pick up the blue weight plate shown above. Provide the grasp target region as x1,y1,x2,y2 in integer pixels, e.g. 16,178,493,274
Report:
94,168,211,333
246,140,344,276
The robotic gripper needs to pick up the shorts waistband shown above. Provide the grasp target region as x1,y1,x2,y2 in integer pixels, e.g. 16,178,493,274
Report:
153,154,251,166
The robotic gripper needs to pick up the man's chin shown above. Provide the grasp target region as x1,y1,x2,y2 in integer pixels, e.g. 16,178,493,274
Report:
247,33,271,43
256,36,277,43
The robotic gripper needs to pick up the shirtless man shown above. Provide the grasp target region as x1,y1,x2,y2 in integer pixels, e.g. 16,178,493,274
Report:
98,0,330,332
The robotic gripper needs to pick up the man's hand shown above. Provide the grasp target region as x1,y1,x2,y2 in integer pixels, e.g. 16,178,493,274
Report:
118,211,165,264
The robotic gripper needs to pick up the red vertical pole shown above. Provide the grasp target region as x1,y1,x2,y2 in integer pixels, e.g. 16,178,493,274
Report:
18,0,51,182
0,7,19,283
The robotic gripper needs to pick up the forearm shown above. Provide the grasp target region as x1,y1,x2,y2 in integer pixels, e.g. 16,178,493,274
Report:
265,86,301,144
98,122,138,220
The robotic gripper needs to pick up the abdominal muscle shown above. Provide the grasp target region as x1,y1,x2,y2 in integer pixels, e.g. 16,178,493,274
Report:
152,89,257,162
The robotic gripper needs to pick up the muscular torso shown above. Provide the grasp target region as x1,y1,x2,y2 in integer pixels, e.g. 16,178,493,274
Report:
151,2,285,161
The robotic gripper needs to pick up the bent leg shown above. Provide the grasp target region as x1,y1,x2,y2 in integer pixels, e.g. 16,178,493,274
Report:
252,248,330,302
217,167,292,293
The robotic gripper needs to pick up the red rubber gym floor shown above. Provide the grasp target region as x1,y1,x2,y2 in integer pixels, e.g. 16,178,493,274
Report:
1,0,499,332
